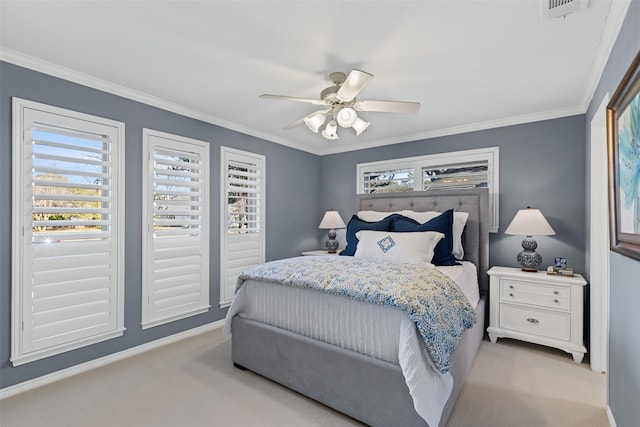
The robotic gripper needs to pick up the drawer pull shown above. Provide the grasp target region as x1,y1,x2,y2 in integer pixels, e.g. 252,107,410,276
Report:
554,299,559,303
509,285,514,289
526,318,539,324
554,290,559,295
509,293,514,297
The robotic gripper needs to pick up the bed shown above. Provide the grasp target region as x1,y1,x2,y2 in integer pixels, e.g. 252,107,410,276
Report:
224,188,489,427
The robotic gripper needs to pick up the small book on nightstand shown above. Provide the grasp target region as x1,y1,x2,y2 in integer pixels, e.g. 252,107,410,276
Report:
546,266,574,276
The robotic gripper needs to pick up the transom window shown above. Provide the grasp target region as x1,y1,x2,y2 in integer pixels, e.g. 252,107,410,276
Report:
357,147,499,232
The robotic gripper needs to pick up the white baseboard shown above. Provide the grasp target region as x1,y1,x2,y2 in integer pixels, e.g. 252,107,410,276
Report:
605,405,616,427
0,320,224,400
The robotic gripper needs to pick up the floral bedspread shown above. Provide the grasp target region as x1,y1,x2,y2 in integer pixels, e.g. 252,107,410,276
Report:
236,256,477,373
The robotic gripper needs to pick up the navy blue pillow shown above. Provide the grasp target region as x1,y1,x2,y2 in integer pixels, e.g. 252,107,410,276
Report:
340,214,397,256
392,209,459,266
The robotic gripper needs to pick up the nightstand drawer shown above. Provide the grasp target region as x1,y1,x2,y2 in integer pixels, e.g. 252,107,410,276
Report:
500,279,570,309
500,304,570,341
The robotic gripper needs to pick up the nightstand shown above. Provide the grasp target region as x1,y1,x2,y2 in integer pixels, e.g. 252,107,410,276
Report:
487,266,587,363
301,250,342,256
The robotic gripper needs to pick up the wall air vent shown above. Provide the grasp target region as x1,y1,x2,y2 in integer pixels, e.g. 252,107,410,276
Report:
545,0,589,19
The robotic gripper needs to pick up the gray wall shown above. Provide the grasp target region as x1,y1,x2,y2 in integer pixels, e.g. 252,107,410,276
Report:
0,61,321,389
4,6,637,417
585,1,640,425
320,115,587,274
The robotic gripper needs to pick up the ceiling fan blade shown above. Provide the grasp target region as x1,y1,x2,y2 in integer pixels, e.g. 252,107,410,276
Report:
282,109,331,130
354,100,420,114
283,117,306,130
336,69,374,102
260,94,329,106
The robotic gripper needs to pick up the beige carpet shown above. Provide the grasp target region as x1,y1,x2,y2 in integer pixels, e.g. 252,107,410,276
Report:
0,328,607,427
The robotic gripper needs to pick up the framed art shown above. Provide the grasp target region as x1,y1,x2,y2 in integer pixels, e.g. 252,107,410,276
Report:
607,49,640,261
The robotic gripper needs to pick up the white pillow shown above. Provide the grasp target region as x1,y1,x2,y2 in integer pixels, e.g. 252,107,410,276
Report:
356,209,469,260
400,210,469,260
354,230,444,265
356,210,404,222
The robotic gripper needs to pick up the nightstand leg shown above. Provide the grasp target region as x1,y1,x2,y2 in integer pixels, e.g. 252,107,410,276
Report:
488,333,497,344
571,352,584,364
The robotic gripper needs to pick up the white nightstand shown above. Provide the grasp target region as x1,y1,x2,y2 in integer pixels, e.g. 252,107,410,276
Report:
487,266,587,363
301,250,342,256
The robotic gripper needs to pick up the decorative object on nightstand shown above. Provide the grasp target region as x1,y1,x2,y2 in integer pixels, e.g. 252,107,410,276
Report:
487,266,587,363
504,207,555,271
547,258,574,276
319,210,346,253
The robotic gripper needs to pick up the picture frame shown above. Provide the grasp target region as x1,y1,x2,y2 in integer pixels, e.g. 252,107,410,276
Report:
607,49,640,261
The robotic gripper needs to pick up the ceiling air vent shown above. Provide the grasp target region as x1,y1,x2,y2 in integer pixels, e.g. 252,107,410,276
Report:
545,0,589,19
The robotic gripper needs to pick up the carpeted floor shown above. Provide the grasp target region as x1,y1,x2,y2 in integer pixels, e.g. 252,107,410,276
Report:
0,327,607,427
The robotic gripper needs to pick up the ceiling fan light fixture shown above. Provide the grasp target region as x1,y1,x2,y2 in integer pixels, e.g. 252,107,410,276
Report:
336,107,357,128
321,120,339,140
304,112,326,133
352,118,370,135
260,68,420,141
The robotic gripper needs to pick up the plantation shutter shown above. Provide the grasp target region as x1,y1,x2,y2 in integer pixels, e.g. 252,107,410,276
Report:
12,98,125,366
421,163,489,190
142,130,210,329
362,167,415,193
220,147,265,306
357,147,499,232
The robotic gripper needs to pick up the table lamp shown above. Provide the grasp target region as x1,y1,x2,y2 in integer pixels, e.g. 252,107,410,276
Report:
319,210,346,253
505,206,555,271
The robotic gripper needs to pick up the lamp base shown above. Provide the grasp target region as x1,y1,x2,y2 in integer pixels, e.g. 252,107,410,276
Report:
325,239,339,253
325,229,339,253
517,236,542,271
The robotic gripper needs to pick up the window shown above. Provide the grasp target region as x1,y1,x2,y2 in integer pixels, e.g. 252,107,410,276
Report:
362,167,414,193
357,147,499,232
220,147,265,307
141,129,210,329
11,98,125,366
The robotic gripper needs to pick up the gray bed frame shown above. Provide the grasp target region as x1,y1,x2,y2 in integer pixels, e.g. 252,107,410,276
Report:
231,189,489,427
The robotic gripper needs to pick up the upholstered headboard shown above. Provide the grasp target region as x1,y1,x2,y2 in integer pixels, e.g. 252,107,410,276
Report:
355,188,490,295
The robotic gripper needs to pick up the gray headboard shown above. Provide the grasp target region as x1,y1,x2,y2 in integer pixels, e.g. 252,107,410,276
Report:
355,188,490,296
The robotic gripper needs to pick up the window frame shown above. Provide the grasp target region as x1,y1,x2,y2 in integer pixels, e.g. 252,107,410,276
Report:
11,97,125,366
141,129,210,329
219,146,265,307
356,147,500,232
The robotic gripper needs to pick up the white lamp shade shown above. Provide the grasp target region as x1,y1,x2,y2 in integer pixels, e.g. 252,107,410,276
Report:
319,210,346,229
321,120,339,140
504,207,555,236
336,107,357,128
352,117,370,135
304,112,326,133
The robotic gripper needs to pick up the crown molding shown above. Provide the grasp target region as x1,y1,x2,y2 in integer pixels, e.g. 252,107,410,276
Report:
3,0,629,162
314,104,585,156
580,0,632,111
0,48,321,155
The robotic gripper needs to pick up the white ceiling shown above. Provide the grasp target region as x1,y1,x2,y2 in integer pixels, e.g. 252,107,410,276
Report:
0,1,628,155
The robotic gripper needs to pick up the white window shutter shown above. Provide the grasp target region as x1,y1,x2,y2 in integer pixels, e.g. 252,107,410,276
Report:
142,129,210,329
421,163,489,190
362,167,415,193
220,147,265,307
357,147,500,232
12,98,125,366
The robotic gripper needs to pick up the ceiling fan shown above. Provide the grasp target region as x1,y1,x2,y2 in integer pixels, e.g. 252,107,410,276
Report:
259,69,420,140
